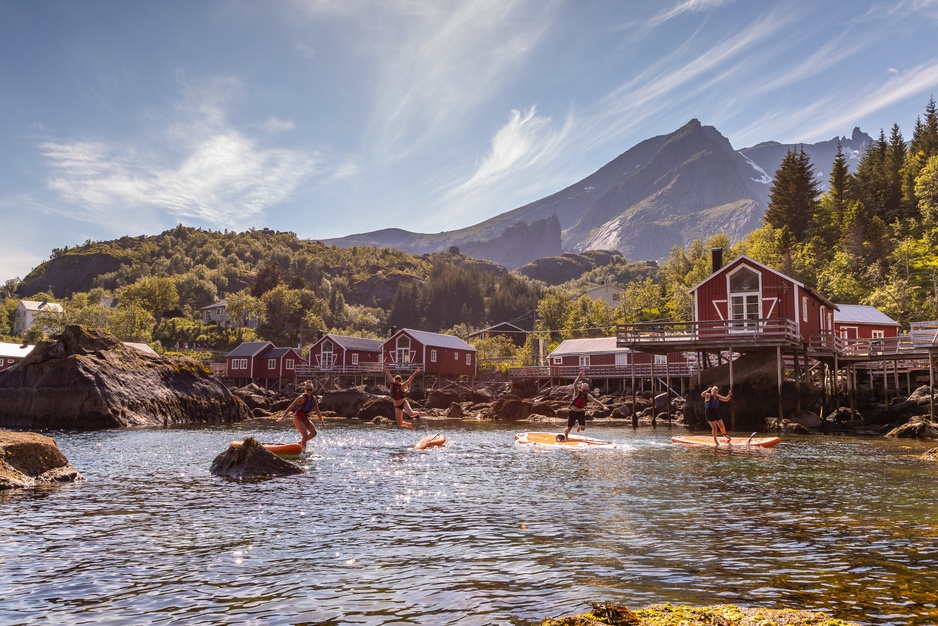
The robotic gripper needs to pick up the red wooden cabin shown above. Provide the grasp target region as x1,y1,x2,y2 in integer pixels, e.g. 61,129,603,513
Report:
382,328,476,377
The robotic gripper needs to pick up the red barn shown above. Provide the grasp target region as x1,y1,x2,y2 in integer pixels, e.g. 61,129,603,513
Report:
0,342,33,371
225,341,275,385
256,347,303,387
383,328,476,377
307,333,383,373
689,254,837,343
834,304,901,340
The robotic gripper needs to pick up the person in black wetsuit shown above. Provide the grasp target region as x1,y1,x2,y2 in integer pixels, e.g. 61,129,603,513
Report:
563,370,607,440
702,385,733,445
384,361,426,430
281,380,325,450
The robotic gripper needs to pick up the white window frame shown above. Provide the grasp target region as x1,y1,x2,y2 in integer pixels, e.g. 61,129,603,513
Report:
466,353,471,365
871,330,885,339
430,349,437,363
579,355,590,367
727,266,761,332
454,351,459,360
351,353,359,365
553,356,563,365
268,358,276,369
285,359,295,370
802,296,809,322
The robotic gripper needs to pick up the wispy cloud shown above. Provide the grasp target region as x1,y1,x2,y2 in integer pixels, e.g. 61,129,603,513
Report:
39,79,320,229
649,0,734,28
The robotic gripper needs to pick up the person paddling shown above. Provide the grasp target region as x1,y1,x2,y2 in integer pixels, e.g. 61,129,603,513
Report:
384,360,426,430
702,385,733,445
563,370,606,440
280,380,324,450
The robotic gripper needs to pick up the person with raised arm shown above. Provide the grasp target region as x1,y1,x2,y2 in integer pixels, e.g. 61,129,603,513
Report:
384,360,426,430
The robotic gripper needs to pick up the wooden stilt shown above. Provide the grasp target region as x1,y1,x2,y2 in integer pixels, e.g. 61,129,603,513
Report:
777,346,784,420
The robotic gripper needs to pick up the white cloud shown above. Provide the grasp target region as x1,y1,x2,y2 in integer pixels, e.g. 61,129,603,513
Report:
451,105,570,195
259,116,296,134
649,0,734,28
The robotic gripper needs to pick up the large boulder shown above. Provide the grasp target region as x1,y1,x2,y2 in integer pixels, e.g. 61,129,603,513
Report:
0,430,82,489
210,437,305,481
319,388,375,416
0,325,251,430
427,388,462,410
885,415,938,439
357,397,396,422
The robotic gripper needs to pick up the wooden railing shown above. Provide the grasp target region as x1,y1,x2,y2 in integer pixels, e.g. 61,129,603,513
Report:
616,318,801,345
294,363,386,377
810,329,938,357
508,363,695,379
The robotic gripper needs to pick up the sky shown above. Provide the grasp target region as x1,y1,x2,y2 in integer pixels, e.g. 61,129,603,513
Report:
3,0,938,284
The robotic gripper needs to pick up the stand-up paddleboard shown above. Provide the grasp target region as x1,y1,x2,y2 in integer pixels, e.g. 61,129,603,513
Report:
230,440,305,455
671,434,781,448
515,432,618,449
414,433,446,450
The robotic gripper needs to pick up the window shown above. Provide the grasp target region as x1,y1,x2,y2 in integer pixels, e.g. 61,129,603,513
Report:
579,355,590,367
466,353,472,365
728,266,760,331
286,359,294,370
454,351,459,360
321,340,334,369
268,359,276,369
654,354,667,364
802,296,808,321
395,336,411,364
553,357,562,364
351,354,359,365
232,358,247,370
430,349,437,362
872,330,885,339
615,353,628,365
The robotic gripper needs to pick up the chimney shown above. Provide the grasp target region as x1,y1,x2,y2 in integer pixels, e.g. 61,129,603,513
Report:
389,326,397,338
317,330,324,341
711,248,723,274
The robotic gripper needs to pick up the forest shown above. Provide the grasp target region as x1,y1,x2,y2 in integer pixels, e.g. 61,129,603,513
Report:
3,98,938,372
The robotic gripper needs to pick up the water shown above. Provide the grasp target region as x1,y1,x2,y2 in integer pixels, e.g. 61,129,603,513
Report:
1,421,936,625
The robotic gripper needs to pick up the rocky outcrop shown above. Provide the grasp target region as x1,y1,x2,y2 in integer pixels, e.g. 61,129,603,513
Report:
0,430,82,489
885,416,938,439
320,388,377,416
357,397,396,422
210,438,304,481
0,325,251,430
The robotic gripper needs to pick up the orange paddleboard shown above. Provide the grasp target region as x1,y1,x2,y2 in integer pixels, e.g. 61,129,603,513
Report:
514,432,618,449
415,433,446,450
230,440,305,455
671,435,780,448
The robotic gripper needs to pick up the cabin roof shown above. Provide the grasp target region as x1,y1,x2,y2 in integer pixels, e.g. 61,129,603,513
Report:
226,341,275,358
321,334,384,352
834,304,900,326
549,336,628,357
393,328,475,351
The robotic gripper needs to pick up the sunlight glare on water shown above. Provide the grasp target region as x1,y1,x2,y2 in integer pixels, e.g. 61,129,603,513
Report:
1,421,936,625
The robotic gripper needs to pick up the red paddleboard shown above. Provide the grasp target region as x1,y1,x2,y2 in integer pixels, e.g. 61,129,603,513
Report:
415,433,446,450
230,440,305,455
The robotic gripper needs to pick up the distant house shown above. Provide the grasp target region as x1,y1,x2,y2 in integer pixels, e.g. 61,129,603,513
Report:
834,304,902,340
199,301,259,329
307,333,383,372
579,284,623,307
467,322,528,348
225,341,276,384
383,328,476,377
548,336,688,372
13,299,64,335
257,347,303,387
0,342,33,371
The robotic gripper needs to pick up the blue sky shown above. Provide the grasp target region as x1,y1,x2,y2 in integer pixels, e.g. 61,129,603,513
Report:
3,0,938,283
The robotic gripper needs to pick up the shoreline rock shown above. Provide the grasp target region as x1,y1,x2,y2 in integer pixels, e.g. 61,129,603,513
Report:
0,430,82,489
541,601,859,625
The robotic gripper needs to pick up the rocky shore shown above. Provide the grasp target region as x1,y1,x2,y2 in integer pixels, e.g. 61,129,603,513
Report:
0,430,82,489
540,602,858,625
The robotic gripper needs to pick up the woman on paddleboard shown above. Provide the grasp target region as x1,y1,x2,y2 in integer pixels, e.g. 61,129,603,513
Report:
702,385,733,445
563,370,606,440
384,360,427,430
280,381,325,450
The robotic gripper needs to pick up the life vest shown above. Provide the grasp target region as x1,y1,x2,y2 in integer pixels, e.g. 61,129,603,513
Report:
705,396,720,410
390,382,405,401
571,391,588,409
298,393,317,413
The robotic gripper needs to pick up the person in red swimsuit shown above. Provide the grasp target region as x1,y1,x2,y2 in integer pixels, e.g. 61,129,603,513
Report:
563,370,606,440
280,381,324,449
384,360,426,430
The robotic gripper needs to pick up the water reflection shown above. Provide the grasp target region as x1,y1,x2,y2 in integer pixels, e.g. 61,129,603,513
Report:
1,422,936,625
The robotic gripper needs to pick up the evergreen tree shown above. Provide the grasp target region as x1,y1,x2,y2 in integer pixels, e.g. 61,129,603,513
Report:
765,147,820,242
886,123,908,221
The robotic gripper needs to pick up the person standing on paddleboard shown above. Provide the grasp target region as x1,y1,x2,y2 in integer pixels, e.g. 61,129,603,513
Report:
384,360,427,430
280,381,325,450
702,385,732,445
563,370,606,440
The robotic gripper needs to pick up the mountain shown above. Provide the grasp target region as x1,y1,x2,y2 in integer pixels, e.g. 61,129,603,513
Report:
325,120,874,267
739,126,871,192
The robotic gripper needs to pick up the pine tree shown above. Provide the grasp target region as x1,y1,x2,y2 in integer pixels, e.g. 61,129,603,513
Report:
765,147,820,241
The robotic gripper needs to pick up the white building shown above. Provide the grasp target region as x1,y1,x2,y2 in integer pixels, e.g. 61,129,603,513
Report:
13,299,64,335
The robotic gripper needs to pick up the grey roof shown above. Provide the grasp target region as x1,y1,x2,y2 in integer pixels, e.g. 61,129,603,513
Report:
549,337,627,357
226,341,275,358
834,304,900,326
199,301,228,310
266,347,301,359
18,299,64,312
324,334,384,352
395,328,475,351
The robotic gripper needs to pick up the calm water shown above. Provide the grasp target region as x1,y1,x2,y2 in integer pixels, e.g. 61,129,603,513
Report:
1,421,936,626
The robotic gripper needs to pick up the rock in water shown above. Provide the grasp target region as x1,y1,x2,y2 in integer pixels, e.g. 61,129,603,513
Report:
210,437,305,480
0,430,83,489
0,325,251,430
